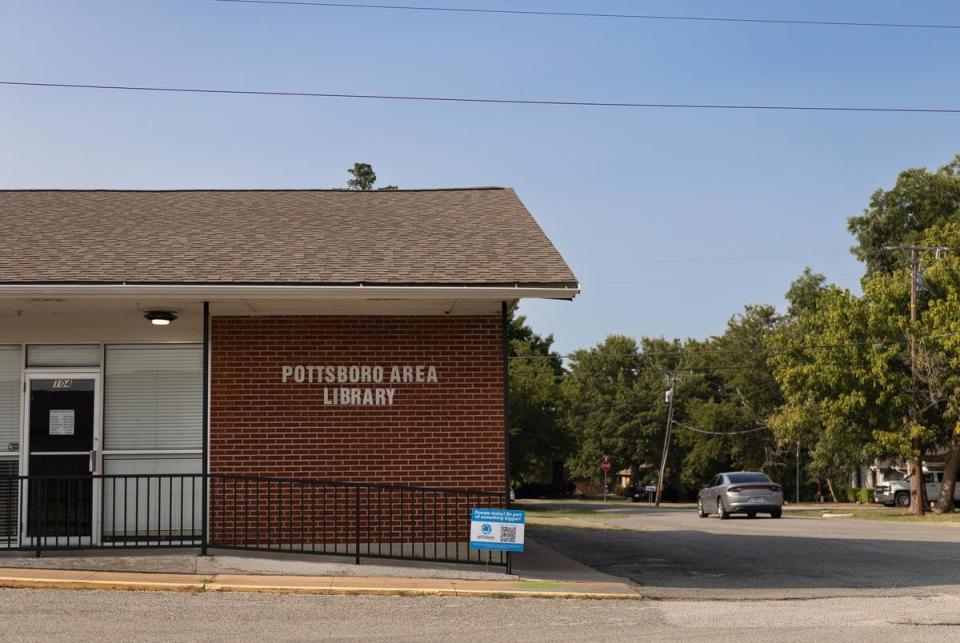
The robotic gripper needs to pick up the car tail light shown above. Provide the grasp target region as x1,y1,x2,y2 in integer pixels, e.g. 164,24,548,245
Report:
728,484,781,493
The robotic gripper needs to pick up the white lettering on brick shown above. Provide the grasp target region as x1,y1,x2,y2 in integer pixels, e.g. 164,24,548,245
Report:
321,387,399,406
284,364,439,408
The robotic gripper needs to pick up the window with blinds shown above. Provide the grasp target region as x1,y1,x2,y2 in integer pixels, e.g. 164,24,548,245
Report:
0,459,16,541
104,345,203,452
0,347,21,452
0,348,19,543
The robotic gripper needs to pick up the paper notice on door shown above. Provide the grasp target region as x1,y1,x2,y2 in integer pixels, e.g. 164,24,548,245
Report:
49,410,75,436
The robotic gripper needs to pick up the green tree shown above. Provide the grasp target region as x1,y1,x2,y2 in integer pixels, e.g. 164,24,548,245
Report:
347,163,377,190
346,163,398,191
785,267,827,317
848,156,960,274
632,338,689,497
912,222,960,511
506,310,570,486
677,306,785,489
796,155,960,512
768,282,904,496
562,336,656,485
767,264,960,514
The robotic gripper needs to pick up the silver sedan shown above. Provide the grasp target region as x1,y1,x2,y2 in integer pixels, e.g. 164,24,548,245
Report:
698,472,783,519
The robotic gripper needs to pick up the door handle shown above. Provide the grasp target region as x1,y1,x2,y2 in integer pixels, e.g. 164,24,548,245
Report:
89,450,97,474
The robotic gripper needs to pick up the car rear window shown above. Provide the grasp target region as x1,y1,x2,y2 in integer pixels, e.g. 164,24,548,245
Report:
727,473,771,484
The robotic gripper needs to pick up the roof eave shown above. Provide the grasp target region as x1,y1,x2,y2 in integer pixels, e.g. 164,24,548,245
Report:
0,283,581,301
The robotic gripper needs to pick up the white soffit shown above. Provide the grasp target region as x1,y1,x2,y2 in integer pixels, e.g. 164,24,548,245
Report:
0,284,578,301
0,297,507,319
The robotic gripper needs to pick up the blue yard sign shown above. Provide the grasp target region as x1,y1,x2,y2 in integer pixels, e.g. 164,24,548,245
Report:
469,508,525,552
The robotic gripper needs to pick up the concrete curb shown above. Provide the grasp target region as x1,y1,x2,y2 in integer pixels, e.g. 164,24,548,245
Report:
0,570,642,601
204,583,642,600
0,577,205,593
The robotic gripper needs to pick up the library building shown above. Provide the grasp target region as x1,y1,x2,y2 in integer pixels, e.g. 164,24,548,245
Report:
0,188,577,566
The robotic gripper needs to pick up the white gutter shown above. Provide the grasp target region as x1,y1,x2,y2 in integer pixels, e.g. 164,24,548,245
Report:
0,283,580,301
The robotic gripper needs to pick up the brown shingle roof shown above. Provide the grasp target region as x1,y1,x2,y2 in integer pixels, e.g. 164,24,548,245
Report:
0,188,577,288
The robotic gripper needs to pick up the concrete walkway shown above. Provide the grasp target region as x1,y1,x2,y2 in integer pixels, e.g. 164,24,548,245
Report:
0,537,640,600
0,549,514,580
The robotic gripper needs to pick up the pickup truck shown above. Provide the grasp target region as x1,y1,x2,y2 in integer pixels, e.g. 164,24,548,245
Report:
874,470,960,507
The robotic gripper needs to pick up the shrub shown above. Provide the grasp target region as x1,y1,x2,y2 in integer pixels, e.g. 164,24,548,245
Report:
845,486,859,503
832,482,855,503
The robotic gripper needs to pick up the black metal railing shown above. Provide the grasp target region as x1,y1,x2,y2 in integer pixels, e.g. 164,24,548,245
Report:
0,474,204,555
0,474,510,569
209,474,509,568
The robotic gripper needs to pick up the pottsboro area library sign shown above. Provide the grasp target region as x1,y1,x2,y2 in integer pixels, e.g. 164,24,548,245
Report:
281,364,439,407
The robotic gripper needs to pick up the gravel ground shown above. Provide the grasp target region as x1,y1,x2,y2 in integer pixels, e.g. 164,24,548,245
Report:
1,588,959,642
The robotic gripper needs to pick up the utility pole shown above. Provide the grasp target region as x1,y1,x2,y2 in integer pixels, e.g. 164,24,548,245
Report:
883,245,949,515
796,437,801,505
655,374,677,507
908,247,924,515
602,457,608,504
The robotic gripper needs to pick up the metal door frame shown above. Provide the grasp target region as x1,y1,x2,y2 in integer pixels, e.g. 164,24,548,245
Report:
20,370,102,547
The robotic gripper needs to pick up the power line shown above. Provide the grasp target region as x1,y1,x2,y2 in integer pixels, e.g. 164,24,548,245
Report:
671,420,771,436
574,252,849,265
4,81,960,114
589,277,862,289
212,0,960,31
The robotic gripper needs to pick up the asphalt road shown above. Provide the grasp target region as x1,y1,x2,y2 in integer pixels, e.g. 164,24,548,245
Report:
524,501,960,599
1,588,960,642
3,503,959,640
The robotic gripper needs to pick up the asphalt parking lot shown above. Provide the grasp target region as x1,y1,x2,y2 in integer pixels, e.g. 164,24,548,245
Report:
522,501,960,599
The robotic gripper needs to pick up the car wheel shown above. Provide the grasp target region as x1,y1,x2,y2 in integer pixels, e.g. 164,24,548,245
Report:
747,512,757,519
697,498,707,518
770,508,782,519
895,492,911,507
717,497,729,520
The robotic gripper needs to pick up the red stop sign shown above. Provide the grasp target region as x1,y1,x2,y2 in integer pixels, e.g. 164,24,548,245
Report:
602,460,611,472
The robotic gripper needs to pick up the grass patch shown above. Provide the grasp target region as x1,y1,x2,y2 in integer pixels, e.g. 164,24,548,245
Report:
521,508,630,520
788,505,960,524
526,522,632,532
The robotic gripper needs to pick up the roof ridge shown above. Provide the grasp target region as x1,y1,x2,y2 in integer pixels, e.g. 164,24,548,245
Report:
0,187,509,193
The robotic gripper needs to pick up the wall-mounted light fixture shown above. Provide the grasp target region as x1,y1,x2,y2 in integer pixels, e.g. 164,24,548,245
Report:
144,311,178,326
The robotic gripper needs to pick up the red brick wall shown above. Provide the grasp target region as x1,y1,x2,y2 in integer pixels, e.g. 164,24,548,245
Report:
210,315,505,494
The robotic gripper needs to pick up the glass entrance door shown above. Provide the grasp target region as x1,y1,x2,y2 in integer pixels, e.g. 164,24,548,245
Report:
26,377,97,542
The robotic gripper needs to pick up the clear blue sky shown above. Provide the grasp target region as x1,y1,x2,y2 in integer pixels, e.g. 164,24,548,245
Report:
3,1,960,354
